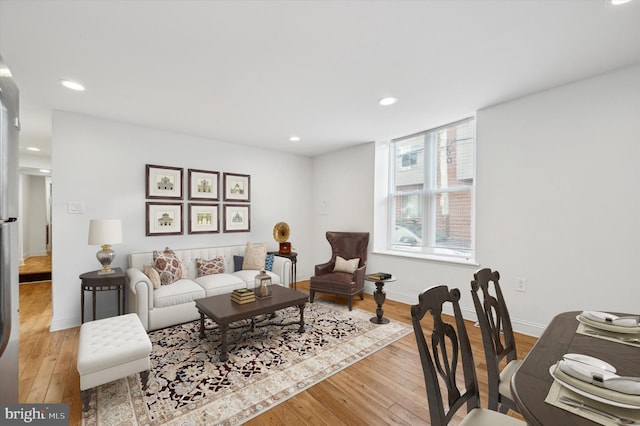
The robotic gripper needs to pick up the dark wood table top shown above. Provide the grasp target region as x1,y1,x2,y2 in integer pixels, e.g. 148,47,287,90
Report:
195,285,308,326
511,310,640,426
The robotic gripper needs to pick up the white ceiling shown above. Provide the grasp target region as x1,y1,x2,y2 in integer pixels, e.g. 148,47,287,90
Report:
1,0,640,158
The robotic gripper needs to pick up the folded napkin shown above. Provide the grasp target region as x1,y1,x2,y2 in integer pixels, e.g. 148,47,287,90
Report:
554,360,640,406
582,311,639,327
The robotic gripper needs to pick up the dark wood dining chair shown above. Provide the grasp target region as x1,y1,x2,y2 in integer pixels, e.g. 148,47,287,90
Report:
471,268,522,414
411,285,525,426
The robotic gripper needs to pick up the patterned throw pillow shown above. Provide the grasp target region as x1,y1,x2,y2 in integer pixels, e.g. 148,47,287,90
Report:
143,264,161,289
242,242,267,270
265,254,274,271
153,247,183,286
333,256,360,274
196,257,225,277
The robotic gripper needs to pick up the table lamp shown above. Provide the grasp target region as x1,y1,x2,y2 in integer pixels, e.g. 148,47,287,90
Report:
88,219,122,274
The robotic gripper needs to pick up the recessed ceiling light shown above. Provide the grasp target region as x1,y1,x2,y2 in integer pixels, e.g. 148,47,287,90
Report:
378,97,398,106
289,136,300,142
60,80,85,91
611,0,632,4
39,169,50,174
27,147,40,152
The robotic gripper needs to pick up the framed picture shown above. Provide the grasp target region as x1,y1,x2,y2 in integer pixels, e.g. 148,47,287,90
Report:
146,164,183,199
188,169,219,201
146,202,183,236
188,203,219,234
223,172,250,202
223,204,250,233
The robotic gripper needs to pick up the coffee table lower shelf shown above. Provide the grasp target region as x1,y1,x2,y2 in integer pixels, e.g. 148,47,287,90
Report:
195,286,309,362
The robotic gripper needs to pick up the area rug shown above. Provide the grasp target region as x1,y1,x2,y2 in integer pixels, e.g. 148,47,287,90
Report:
83,299,411,425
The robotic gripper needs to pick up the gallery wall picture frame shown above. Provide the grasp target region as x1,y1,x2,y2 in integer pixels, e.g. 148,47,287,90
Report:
146,164,184,199
188,203,220,234
223,172,250,202
223,204,251,233
146,202,184,236
188,169,219,201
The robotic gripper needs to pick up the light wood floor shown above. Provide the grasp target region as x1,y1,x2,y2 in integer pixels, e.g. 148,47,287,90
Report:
19,277,536,426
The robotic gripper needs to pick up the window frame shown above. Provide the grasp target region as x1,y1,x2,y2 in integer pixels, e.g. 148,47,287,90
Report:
388,117,476,262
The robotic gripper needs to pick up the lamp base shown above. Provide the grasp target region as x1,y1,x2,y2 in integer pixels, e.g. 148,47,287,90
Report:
96,244,116,274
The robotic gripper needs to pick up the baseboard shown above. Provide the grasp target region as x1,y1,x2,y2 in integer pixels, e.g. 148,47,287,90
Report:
365,283,546,338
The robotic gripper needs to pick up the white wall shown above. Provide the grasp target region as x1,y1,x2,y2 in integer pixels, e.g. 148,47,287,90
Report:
51,112,313,331
310,142,375,265
312,64,640,336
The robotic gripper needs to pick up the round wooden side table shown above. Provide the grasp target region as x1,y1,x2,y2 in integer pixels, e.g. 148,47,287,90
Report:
366,274,396,324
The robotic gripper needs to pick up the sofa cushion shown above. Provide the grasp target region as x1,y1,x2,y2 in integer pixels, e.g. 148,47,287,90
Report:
153,279,205,308
153,247,183,285
194,274,246,297
196,256,225,277
242,242,267,270
233,269,281,286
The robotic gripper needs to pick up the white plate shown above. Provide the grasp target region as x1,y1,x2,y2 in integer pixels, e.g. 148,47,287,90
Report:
549,364,640,410
577,314,640,334
562,353,617,373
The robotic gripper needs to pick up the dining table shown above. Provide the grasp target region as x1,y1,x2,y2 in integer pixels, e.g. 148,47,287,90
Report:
511,311,640,426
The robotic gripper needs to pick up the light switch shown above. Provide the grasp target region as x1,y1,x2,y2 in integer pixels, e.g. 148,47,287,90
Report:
68,201,85,214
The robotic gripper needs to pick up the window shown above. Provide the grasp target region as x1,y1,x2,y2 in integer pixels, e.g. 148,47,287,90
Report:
390,117,475,260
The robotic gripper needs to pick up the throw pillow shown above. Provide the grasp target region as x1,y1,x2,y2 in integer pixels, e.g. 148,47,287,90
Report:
153,247,182,286
143,264,161,289
233,255,244,272
333,255,360,274
196,256,225,277
265,254,274,272
243,242,267,270
235,254,274,271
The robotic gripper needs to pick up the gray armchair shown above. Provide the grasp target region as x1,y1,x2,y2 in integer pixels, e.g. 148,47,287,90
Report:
309,231,369,311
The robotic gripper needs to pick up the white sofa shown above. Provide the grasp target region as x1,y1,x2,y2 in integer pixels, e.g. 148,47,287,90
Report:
127,245,291,331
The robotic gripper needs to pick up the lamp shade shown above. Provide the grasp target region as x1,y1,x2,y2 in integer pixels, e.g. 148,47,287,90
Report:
88,219,123,245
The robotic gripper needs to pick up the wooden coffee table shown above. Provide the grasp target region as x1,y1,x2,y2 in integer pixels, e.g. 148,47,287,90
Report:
195,285,308,361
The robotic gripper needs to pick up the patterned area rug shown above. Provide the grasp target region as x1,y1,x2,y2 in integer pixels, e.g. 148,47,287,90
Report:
83,299,411,425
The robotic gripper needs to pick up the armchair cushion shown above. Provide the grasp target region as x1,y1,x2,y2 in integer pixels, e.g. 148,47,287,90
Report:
333,256,360,274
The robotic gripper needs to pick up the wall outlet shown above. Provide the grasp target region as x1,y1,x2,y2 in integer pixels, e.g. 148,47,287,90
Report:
515,277,527,292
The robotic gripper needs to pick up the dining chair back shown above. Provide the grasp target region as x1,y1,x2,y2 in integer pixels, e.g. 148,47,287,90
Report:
411,285,525,426
471,268,522,414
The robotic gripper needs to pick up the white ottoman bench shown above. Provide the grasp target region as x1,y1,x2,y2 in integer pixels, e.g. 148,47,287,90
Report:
77,313,152,412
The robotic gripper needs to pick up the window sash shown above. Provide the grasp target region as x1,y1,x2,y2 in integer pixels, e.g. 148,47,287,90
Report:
390,117,475,258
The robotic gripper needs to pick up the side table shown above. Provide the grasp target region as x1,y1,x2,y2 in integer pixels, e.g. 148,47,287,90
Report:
268,251,298,290
80,267,126,323
365,274,396,324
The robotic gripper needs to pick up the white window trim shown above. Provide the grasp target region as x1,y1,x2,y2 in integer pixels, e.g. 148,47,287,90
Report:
373,117,477,265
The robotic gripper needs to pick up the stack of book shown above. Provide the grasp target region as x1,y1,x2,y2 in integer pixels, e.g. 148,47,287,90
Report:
368,272,392,280
231,288,256,304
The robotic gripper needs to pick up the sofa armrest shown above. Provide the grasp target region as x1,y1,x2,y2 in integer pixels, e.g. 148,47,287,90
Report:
271,256,292,287
126,267,153,330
